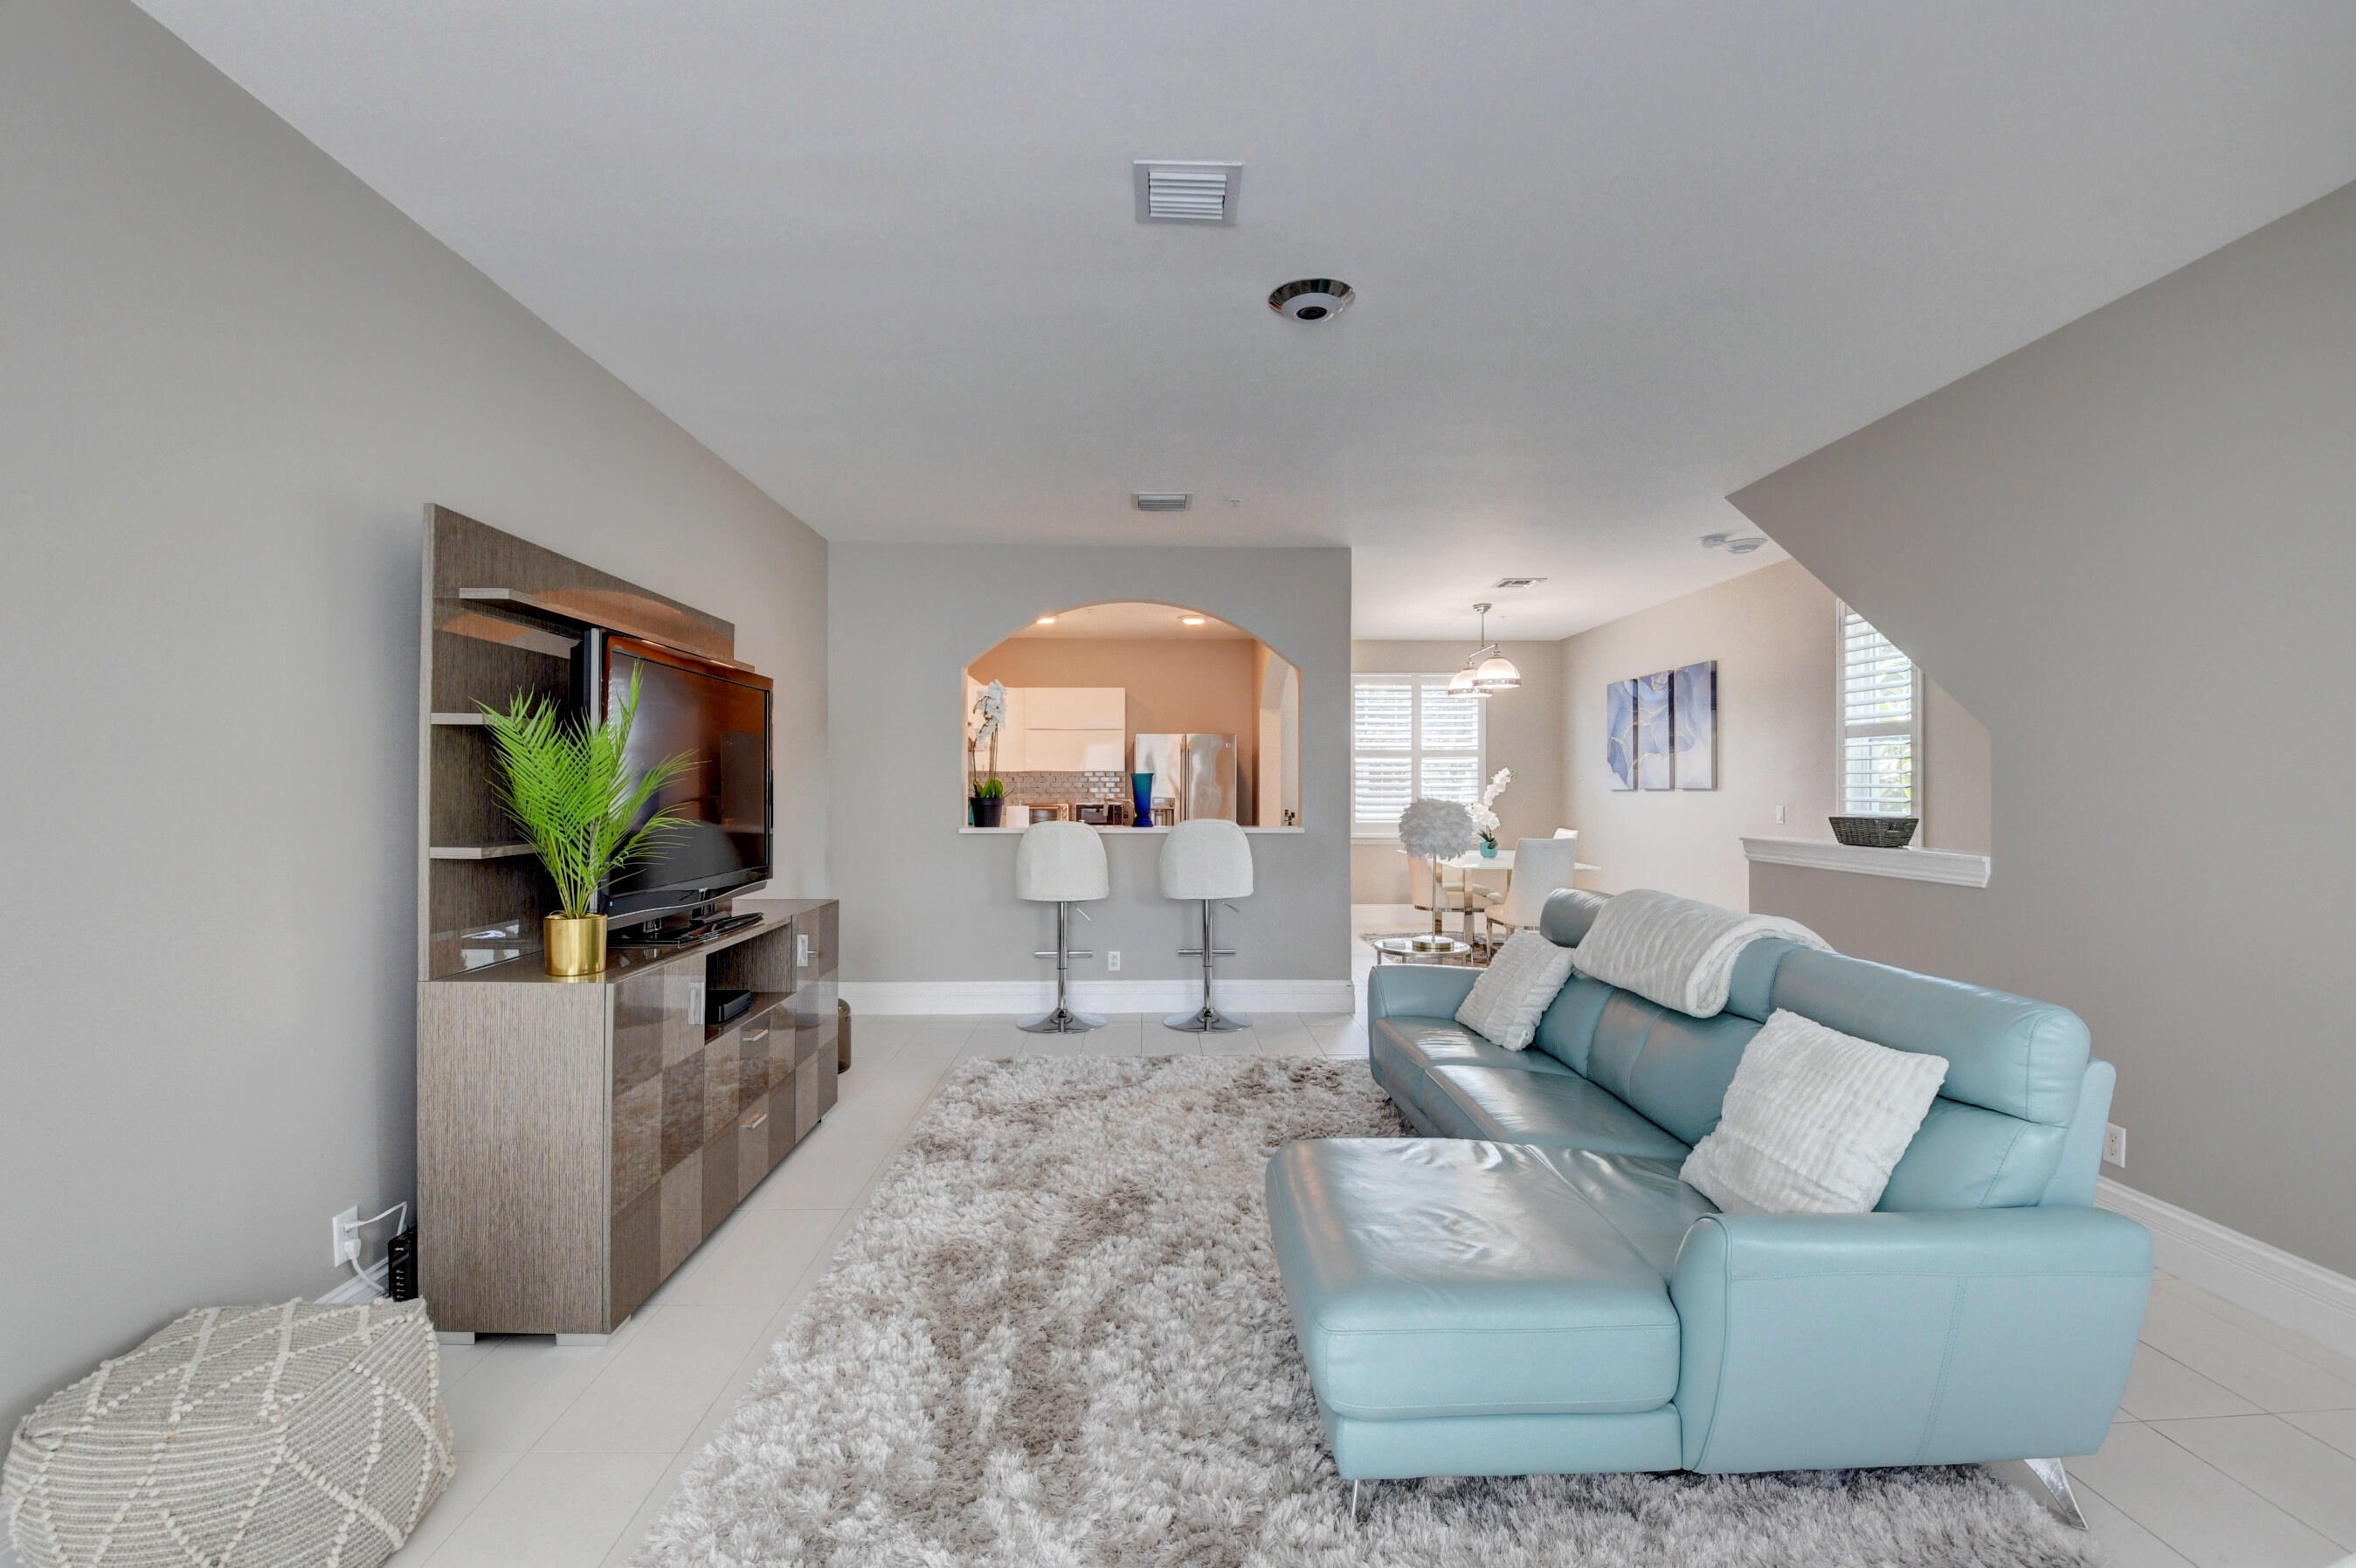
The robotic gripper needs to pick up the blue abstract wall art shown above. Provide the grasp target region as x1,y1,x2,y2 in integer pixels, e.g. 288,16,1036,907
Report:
1672,660,1717,790
1635,670,1673,790
1605,680,1636,791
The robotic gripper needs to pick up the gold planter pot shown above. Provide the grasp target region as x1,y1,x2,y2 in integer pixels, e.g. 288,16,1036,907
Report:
543,914,608,978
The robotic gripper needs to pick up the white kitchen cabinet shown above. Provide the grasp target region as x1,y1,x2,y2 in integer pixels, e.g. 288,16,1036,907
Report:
1003,687,1125,771
1021,729,1126,770
1020,687,1124,729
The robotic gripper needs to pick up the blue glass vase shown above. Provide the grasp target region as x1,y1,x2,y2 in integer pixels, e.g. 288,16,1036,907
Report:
1131,771,1155,826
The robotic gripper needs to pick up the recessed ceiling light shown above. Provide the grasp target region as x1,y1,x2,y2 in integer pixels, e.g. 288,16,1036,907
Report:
1035,615,1057,625
1699,532,1767,555
1268,279,1354,322
1179,615,1207,626
1133,492,1191,512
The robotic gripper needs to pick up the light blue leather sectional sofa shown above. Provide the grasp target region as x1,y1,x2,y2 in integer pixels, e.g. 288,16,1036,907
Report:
1266,890,2151,1484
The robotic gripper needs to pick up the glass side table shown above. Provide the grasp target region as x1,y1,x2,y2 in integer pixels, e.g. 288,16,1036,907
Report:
1369,935,1475,964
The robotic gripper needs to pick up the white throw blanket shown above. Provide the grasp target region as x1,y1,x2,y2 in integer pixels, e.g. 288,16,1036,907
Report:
1570,888,1830,1018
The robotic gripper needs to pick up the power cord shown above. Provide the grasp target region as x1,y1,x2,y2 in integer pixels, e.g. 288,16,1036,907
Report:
341,1202,409,1283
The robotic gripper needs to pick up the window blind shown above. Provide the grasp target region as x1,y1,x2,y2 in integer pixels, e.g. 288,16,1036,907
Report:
1352,673,1483,832
1839,609,1917,816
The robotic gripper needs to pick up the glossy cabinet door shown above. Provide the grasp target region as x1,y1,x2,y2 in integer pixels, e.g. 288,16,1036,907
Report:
422,902,840,1336
608,960,705,1326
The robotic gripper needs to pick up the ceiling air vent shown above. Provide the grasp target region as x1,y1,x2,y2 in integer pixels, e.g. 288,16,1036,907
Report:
1132,492,1192,512
1133,162,1241,224
1492,577,1548,589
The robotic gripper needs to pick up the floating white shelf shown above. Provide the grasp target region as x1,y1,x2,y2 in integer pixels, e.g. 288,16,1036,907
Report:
1741,836,1991,888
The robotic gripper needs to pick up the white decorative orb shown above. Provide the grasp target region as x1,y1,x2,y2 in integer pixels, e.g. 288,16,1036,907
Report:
1399,797,1478,861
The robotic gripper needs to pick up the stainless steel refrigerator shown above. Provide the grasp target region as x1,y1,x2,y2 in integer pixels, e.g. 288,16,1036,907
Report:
1134,734,1239,822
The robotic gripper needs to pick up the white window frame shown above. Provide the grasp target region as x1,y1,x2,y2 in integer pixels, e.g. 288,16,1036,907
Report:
1835,603,1926,821
1351,672,1487,839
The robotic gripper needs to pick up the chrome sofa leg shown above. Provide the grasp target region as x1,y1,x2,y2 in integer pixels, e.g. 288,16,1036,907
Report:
1350,1478,1367,1523
2023,1457,2089,1530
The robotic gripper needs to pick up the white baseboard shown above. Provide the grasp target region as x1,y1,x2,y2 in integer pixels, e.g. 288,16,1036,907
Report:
317,1259,389,1305
2097,1177,2356,1360
839,977,1357,1017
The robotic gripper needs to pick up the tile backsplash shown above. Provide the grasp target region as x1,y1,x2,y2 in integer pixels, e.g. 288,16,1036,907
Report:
1000,770,1129,805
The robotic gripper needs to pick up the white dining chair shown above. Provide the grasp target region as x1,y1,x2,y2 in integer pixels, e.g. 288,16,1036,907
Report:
1487,832,1581,941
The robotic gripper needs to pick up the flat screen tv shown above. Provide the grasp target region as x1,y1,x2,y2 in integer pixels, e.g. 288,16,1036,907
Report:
573,629,774,924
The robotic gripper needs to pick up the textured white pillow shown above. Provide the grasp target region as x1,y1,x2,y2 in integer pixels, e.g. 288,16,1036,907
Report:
1681,1009,1950,1214
1454,931,1578,1052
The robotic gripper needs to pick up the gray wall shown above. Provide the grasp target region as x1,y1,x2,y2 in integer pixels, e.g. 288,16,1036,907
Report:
829,544,1351,985
1560,559,1991,909
1731,183,2356,1274
0,0,827,1428
1348,641,1565,905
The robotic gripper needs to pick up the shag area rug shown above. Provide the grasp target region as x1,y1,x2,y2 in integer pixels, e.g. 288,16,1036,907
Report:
639,1055,2097,1567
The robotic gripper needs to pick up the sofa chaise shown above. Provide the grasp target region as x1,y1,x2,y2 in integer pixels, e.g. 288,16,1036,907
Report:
1266,890,2149,1511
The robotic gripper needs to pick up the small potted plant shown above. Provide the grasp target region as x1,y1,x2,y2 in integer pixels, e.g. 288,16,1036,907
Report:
968,680,1007,826
479,670,695,977
1470,767,1512,856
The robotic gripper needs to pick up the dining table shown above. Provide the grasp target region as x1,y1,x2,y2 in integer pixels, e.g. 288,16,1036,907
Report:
1400,846,1603,943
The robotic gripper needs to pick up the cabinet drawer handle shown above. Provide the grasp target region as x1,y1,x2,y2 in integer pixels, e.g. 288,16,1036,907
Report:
743,1112,767,1130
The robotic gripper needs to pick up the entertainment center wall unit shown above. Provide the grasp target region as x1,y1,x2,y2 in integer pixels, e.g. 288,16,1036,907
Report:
415,506,838,1337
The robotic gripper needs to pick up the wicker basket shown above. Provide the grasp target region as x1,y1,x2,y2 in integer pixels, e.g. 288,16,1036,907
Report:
1828,815,1918,848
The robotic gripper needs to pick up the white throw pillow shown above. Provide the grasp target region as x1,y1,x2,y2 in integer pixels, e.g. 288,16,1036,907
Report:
1454,931,1578,1052
1680,1009,1950,1214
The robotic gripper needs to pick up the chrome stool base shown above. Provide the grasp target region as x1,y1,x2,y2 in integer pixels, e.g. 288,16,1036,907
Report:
1165,897,1247,1033
1026,900,1100,1035
1164,1004,1251,1033
1020,1005,1107,1033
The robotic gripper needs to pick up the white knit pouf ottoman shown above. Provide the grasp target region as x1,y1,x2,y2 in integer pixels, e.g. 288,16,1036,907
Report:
3,1300,454,1568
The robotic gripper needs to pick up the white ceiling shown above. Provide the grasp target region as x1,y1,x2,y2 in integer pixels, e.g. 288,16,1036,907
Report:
1012,602,1254,642
135,2,2356,639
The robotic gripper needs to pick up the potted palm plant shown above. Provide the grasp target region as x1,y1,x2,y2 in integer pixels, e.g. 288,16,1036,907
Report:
480,670,697,977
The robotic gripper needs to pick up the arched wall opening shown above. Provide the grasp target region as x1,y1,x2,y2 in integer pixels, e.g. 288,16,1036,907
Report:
960,600,1303,828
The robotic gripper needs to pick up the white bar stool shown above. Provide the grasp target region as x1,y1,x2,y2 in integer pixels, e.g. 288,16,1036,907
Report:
1159,819,1253,1033
1016,821,1109,1033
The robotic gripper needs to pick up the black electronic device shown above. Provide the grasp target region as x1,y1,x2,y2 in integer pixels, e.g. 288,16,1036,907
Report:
573,629,775,924
706,987,753,1028
627,909,764,948
385,1226,418,1302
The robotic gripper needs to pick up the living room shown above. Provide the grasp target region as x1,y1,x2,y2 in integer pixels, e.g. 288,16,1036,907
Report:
5,3,2353,1566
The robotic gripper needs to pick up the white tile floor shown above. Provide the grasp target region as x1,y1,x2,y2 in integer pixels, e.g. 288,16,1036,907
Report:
383,910,2356,1568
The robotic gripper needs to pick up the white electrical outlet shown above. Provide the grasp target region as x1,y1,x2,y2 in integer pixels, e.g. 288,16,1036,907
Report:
1106,950,1121,971
330,1205,361,1268
2103,1122,2126,1168
1776,805,1788,824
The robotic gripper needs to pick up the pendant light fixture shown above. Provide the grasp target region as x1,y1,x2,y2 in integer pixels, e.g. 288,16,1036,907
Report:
1461,600,1517,692
1453,604,1522,696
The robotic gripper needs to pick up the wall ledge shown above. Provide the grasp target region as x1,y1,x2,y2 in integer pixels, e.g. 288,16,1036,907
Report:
1741,836,1991,888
